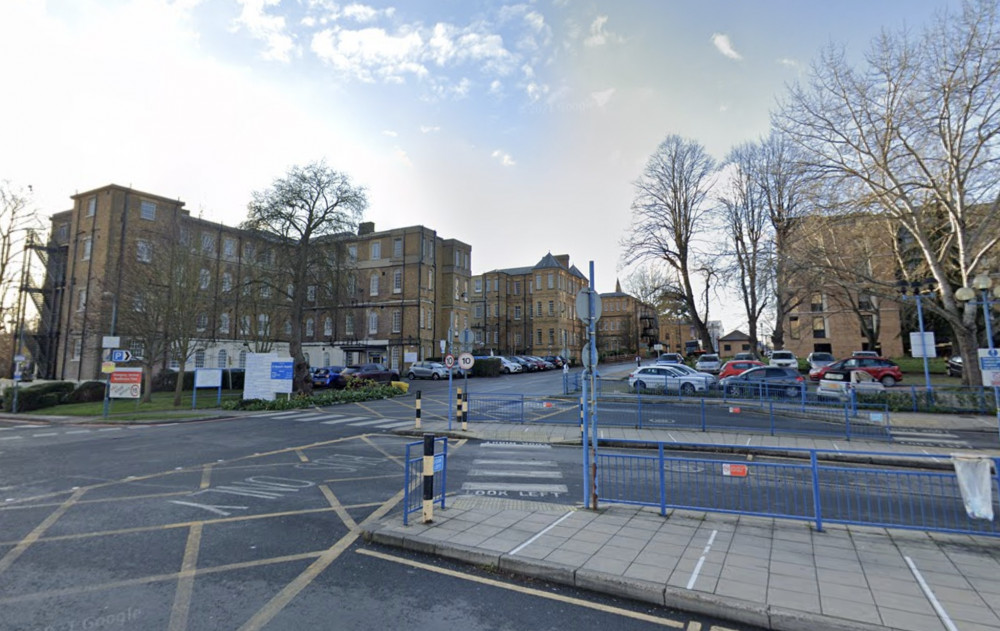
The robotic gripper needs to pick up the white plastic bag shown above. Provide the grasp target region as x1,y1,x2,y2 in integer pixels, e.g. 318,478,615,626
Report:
952,455,995,521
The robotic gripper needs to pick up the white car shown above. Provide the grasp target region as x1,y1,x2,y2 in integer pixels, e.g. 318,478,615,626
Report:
694,353,722,374
769,350,798,368
497,356,522,374
628,365,709,395
665,362,718,387
817,369,885,400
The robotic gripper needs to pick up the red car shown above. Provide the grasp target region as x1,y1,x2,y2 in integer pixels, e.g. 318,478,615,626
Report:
810,356,903,386
718,359,764,379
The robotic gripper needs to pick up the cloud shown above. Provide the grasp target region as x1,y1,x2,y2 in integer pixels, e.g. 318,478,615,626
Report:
711,33,742,60
311,26,428,83
584,15,620,47
232,0,298,62
382,129,398,137
419,125,440,133
777,57,799,68
491,150,516,167
591,88,615,108
393,146,412,166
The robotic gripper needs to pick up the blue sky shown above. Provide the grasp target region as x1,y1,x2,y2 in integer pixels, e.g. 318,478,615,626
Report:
0,0,962,329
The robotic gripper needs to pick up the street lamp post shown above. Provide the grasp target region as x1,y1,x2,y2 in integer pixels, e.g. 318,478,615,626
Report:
101,291,120,418
955,273,1000,436
896,279,935,395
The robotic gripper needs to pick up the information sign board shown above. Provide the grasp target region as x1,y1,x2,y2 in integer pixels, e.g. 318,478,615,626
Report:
909,332,936,358
979,348,1000,387
109,367,143,399
194,368,223,388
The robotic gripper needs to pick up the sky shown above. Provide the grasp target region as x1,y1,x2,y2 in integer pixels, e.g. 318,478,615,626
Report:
0,0,963,333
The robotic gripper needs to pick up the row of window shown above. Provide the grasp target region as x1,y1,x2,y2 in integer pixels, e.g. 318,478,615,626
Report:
473,273,586,295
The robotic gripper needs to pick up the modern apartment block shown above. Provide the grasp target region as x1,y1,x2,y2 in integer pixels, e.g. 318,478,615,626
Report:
38,184,471,381
470,254,589,359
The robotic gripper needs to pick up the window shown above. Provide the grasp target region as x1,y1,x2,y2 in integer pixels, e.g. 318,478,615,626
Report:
132,295,145,312
428,269,434,290
548,300,554,316
475,304,483,318
239,349,248,369
140,200,156,220
259,249,273,266
137,239,151,263
287,283,294,300
221,273,232,292
454,251,460,267
474,279,482,293
810,292,824,312
348,244,357,262
370,241,381,260
494,304,499,317
391,346,400,371
257,314,269,335
180,227,192,247
548,273,554,289
514,305,521,320
789,315,801,339
220,313,230,333
392,309,401,333
201,233,216,255
306,318,315,336
859,293,874,311
56,223,69,242
72,338,82,360
218,349,228,368
419,308,425,329
324,317,332,336
77,288,87,311
223,237,237,258
86,197,96,217
370,273,379,296
129,339,145,360
196,313,208,331
515,332,522,346
368,311,378,335
284,320,292,335
861,314,876,336
537,301,542,316
812,316,826,338
393,269,402,293
240,315,251,336
537,329,542,344
393,237,403,258
81,236,92,261
199,269,211,290
260,285,271,299
514,281,520,295
549,329,555,345
347,275,356,296
307,285,316,302
243,242,255,260
345,314,354,336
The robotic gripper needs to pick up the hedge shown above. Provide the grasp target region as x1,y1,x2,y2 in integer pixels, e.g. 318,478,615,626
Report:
2,381,77,412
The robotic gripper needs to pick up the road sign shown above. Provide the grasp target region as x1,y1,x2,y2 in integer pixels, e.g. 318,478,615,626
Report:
575,288,602,323
14,354,25,362
458,352,475,370
581,345,598,369
101,361,116,374
102,336,120,349
909,332,936,358
722,463,748,477
443,354,456,369
270,361,293,380
979,348,1000,386
111,349,132,362
460,329,474,345
109,367,143,399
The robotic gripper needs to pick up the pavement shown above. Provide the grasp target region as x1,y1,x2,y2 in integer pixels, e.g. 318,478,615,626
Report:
6,365,1000,630
361,363,1000,631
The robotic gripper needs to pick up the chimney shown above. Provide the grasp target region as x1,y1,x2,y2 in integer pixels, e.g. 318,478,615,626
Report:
555,254,570,268
358,221,375,235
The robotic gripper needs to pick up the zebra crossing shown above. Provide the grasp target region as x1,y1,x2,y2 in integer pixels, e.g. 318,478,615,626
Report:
890,427,972,448
262,410,416,430
461,441,569,500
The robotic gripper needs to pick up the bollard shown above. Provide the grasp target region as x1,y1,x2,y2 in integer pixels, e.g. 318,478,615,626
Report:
415,390,422,429
579,395,584,434
462,392,469,431
456,387,463,431
422,433,435,523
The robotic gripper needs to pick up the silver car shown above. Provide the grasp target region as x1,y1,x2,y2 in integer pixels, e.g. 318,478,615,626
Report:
406,361,449,380
694,353,722,374
628,365,709,396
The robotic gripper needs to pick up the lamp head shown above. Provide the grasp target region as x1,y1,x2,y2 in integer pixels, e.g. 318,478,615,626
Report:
955,286,976,302
973,273,993,291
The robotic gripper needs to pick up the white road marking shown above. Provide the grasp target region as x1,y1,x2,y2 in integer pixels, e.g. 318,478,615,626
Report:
469,470,563,478
321,416,370,425
267,411,303,418
894,437,967,445
461,483,568,493
0,436,24,441
686,529,718,590
346,418,398,427
65,430,92,435
286,414,328,422
481,442,551,449
473,460,558,467
892,431,958,438
32,432,58,437
98,427,123,432
905,556,958,631
373,421,417,429
509,512,575,555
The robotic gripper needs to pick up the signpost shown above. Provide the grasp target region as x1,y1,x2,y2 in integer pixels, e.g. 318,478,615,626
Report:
576,272,602,510
192,368,224,409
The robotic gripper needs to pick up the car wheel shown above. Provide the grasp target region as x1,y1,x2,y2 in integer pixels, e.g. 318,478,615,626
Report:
680,383,695,396
881,375,896,387
391,373,400,381
407,372,416,380
634,380,646,392
784,386,800,398
431,373,440,380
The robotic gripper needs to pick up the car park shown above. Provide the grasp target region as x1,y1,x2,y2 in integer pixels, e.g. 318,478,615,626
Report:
656,352,684,364
810,356,902,386
816,369,885,401
720,366,806,398
694,353,722,374
311,366,345,388
628,365,709,395
718,359,764,379
406,361,449,380
769,350,798,369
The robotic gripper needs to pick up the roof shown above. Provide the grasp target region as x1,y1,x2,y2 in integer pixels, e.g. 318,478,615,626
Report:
719,330,751,341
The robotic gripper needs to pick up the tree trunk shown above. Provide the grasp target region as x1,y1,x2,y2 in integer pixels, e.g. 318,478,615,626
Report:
173,362,186,407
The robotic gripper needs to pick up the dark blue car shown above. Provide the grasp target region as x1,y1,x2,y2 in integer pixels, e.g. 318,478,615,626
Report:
311,365,345,388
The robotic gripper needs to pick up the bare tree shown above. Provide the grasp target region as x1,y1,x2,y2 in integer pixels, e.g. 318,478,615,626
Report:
0,183,42,373
243,161,367,395
622,135,718,350
776,0,1000,384
717,142,772,356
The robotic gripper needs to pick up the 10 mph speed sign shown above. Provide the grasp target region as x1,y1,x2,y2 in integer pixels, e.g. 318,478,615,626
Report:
443,354,456,368
458,353,475,370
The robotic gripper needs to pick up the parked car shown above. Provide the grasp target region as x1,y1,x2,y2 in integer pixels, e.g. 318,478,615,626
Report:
769,350,798,369
807,352,836,370
810,356,903,386
718,359,764,379
817,369,886,401
656,352,684,364
628,365,709,395
512,356,537,372
542,355,565,368
852,350,880,358
497,356,523,374
311,365,345,388
529,355,556,370
947,356,964,378
660,363,717,388
406,361,449,380
341,363,400,383
733,352,756,361
720,366,806,398
694,353,722,374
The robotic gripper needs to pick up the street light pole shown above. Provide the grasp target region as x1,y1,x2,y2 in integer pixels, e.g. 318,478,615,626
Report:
956,273,1000,439
896,279,934,395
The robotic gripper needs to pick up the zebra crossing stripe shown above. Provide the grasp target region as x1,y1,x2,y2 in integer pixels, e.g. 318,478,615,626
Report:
373,421,415,429
481,442,551,449
461,483,568,493
320,416,370,425
473,460,558,467
346,418,398,427
267,411,303,418
469,470,563,478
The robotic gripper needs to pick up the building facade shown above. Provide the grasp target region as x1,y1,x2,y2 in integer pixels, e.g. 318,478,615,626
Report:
597,280,659,358
40,184,471,381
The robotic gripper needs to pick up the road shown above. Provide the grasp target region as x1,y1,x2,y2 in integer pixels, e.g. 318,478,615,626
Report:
0,400,762,631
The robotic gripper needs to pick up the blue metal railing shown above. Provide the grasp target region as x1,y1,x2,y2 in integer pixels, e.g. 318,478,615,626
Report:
403,437,448,525
466,393,525,422
596,440,1000,537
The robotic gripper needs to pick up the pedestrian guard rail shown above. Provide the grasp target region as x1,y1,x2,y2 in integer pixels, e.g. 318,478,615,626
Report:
403,436,448,525
596,439,1000,537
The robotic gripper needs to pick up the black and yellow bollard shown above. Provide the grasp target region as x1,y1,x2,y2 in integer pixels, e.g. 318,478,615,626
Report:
462,391,469,432
580,394,584,434
422,433,435,523
415,390,422,429
456,387,463,431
